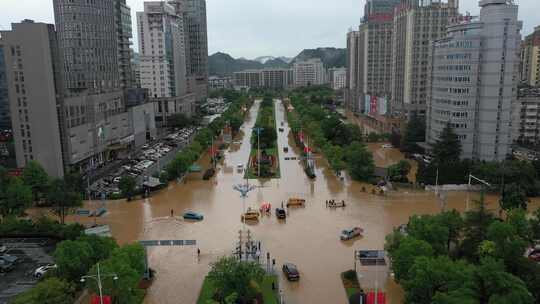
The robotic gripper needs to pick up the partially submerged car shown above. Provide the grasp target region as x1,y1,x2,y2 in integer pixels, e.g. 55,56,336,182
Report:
241,208,260,221
282,263,300,281
275,208,286,219
183,211,204,221
340,227,364,241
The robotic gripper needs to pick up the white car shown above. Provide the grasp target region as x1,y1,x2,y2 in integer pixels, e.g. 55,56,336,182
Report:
382,144,393,149
34,264,57,279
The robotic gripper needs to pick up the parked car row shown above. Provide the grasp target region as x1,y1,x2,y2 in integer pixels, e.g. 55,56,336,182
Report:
91,127,199,197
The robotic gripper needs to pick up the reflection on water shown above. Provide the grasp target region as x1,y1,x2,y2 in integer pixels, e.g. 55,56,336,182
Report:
66,100,540,304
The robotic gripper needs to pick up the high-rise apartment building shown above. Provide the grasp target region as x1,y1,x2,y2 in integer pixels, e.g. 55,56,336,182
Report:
426,0,522,161
512,87,540,145
0,46,10,130
293,59,325,87
521,26,540,87
261,69,293,90
234,70,262,89
359,0,399,111
0,21,65,177
137,1,187,98
392,0,459,118
346,30,362,112
170,0,209,101
328,68,347,90
53,0,121,94
116,0,135,88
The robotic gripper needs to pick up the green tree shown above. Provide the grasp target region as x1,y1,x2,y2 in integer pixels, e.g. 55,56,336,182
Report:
22,160,49,202
487,221,528,265
86,258,144,304
407,214,450,255
46,178,83,224
388,236,434,282
531,208,540,241
401,113,425,153
118,176,137,201
54,240,94,282
403,256,471,304
344,141,375,181
460,193,496,262
388,160,412,182
77,235,119,262
0,177,33,218
463,258,533,304
438,210,464,255
432,124,462,164
207,256,265,301
499,183,529,213
12,277,75,304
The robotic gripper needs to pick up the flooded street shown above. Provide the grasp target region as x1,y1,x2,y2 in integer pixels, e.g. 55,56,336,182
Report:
70,100,540,304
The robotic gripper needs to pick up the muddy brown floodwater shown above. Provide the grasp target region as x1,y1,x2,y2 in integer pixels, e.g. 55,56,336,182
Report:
66,100,540,304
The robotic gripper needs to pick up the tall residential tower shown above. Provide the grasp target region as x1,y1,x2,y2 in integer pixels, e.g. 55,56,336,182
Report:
426,0,522,161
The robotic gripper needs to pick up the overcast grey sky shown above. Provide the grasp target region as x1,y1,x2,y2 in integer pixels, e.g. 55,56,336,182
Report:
1,0,539,59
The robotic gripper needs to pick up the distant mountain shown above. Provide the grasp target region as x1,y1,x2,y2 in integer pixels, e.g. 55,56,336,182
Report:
208,52,288,76
208,48,346,76
292,47,346,68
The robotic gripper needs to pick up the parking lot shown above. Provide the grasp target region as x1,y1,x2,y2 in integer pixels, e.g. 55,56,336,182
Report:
0,238,56,304
90,126,199,198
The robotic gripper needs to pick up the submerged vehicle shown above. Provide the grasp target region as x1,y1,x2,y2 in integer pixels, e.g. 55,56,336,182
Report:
241,208,260,221
183,211,204,221
282,263,300,281
287,198,306,207
275,208,287,219
340,227,364,241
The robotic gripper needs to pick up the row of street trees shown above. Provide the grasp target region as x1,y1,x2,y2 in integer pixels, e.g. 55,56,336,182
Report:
0,161,84,224
385,197,540,303
287,87,375,181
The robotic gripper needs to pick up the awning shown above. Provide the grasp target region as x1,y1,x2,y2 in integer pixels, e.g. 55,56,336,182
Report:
143,177,163,189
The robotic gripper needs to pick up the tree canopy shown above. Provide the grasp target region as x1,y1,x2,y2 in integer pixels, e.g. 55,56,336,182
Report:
431,124,462,164
207,257,265,301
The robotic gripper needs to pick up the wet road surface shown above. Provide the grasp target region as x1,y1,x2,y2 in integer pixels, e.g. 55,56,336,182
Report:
68,100,540,304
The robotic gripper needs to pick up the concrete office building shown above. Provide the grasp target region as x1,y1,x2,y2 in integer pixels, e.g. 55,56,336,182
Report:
170,0,209,101
328,68,347,90
512,87,540,145
208,76,233,90
261,68,293,90
346,30,362,112
0,47,10,130
361,0,399,102
0,21,65,177
426,0,522,161
392,0,459,118
53,0,121,93
53,0,141,175
234,70,262,89
521,26,540,87
293,58,325,87
116,0,135,88
137,1,187,98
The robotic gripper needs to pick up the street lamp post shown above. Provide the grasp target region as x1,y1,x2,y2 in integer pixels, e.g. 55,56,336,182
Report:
253,128,264,177
81,262,118,304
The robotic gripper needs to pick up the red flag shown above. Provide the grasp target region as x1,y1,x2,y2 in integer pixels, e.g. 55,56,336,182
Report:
304,146,311,153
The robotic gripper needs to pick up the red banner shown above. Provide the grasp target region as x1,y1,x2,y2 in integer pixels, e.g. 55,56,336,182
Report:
370,96,378,117
367,291,385,304
91,295,112,304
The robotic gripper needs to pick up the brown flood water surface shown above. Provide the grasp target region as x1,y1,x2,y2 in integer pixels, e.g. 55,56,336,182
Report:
67,100,540,304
